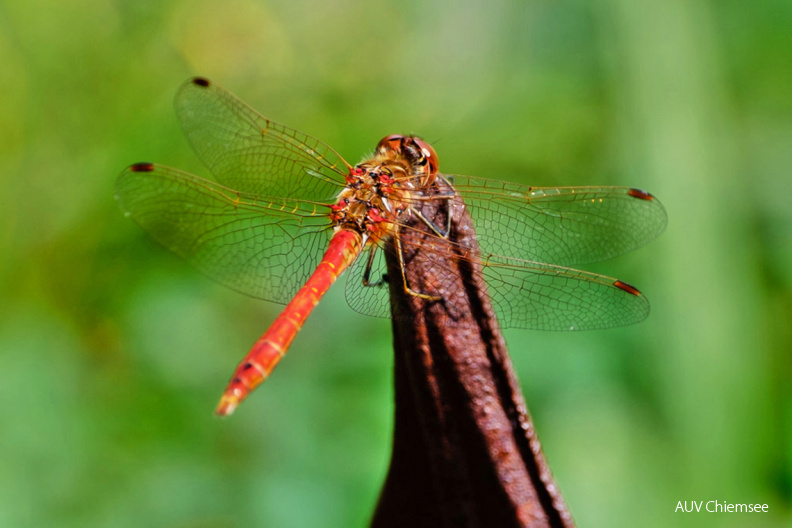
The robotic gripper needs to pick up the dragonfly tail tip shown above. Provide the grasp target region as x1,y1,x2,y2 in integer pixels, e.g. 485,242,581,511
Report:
215,395,239,417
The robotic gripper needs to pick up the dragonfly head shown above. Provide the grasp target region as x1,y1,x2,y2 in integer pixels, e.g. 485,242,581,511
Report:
376,135,439,180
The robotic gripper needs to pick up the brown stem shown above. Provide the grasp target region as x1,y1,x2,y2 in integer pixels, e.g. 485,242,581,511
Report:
370,180,575,528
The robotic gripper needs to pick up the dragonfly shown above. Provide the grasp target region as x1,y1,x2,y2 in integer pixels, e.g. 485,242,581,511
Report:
116,77,667,416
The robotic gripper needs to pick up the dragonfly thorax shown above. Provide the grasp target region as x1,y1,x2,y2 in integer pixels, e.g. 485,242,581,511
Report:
329,135,442,244
330,162,408,243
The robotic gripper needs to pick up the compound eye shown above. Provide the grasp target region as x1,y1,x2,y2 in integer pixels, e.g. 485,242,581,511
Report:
376,134,406,155
412,137,439,174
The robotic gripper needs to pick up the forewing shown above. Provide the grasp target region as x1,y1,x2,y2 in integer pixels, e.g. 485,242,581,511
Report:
174,77,348,201
451,176,667,266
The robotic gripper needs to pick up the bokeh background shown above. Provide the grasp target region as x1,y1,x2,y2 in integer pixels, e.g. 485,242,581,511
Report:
1,0,790,526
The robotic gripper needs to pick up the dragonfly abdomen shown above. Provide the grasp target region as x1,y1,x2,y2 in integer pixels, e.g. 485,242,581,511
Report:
215,228,364,415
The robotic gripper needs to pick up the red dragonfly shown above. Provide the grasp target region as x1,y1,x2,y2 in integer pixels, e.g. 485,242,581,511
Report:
117,77,666,416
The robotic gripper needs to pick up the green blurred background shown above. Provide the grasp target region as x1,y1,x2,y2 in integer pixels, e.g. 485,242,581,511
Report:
1,0,790,526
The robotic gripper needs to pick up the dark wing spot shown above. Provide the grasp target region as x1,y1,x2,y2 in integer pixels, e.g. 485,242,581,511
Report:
628,188,654,201
614,280,641,296
129,162,154,172
192,77,211,87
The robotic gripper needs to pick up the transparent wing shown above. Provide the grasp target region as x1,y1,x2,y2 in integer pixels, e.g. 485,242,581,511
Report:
345,246,391,319
174,77,349,201
450,176,667,266
480,257,649,330
342,234,649,330
116,163,333,303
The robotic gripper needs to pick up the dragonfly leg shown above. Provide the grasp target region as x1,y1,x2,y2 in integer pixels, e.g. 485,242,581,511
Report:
411,208,451,238
395,230,441,301
409,174,455,238
362,247,386,287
